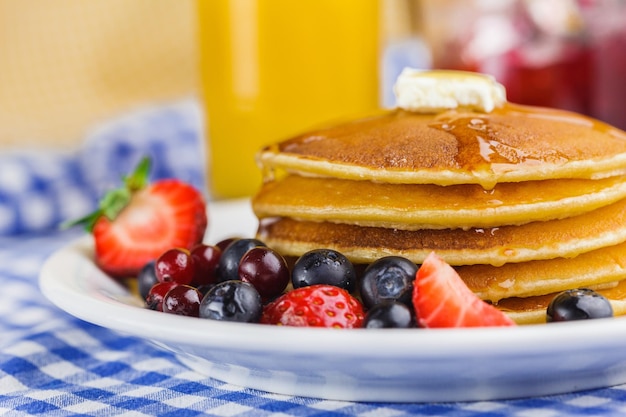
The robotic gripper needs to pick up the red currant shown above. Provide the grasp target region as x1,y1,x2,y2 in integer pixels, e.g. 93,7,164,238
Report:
146,281,179,311
155,248,195,285
218,238,266,282
239,247,289,299
162,285,202,317
190,244,221,287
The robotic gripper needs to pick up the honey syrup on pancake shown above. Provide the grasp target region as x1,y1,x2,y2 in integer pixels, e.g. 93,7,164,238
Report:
259,103,626,189
429,111,569,173
426,103,626,189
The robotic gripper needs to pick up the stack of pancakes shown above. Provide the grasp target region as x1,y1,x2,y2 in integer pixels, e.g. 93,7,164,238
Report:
252,101,626,324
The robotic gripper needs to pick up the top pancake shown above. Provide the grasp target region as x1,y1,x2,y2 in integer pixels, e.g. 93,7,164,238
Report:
257,104,626,189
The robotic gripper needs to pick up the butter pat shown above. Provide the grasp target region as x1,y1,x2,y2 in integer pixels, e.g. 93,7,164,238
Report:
394,68,507,113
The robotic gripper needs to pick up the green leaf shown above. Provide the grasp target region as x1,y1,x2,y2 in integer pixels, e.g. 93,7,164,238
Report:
60,210,103,232
61,156,152,233
100,187,131,220
124,157,151,191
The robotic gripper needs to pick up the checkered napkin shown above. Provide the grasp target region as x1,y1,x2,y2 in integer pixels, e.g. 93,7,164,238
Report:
3,233,626,417
3,102,626,416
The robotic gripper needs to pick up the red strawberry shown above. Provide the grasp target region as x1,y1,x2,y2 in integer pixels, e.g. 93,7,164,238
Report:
413,252,516,328
261,284,364,328
69,158,207,278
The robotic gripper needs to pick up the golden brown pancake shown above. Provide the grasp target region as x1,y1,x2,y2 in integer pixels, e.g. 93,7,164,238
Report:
253,174,626,230
257,197,626,266
258,104,626,189
499,279,626,324
252,76,626,326
457,241,626,302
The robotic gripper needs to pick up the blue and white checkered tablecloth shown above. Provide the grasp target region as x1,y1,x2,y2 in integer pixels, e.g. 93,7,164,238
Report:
3,101,626,416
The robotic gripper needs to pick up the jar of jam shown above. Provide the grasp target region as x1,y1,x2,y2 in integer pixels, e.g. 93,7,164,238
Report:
421,0,626,130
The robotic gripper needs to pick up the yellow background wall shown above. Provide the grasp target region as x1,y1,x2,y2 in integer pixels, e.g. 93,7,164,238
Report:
0,0,198,148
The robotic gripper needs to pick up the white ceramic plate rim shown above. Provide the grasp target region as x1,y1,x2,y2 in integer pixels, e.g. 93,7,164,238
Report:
39,199,626,402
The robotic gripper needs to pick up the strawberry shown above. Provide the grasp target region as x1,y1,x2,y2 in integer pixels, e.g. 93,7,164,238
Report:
413,252,516,328
68,157,207,278
261,284,364,328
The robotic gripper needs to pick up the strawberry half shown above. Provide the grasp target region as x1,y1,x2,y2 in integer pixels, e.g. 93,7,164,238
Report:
413,252,516,328
68,158,207,278
261,284,365,328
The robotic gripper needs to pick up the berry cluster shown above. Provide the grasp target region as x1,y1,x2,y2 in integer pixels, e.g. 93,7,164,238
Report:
137,240,613,328
137,238,503,328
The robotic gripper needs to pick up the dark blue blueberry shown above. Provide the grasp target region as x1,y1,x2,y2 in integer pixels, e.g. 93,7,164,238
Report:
364,302,415,328
547,288,613,322
199,280,262,323
196,284,215,297
359,256,417,309
291,249,355,292
217,238,266,282
137,260,158,300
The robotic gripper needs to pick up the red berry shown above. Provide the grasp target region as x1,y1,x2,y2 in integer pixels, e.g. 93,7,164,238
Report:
190,244,221,287
261,284,364,328
146,281,180,312
239,247,289,299
69,158,207,279
156,248,194,285
162,285,202,317
412,252,516,328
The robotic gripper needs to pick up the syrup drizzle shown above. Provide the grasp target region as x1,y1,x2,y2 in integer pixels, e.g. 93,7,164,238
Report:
429,111,568,170
260,103,626,190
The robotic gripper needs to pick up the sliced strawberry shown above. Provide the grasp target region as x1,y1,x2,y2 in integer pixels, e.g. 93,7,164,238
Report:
261,284,365,328
69,158,207,278
413,252,516,328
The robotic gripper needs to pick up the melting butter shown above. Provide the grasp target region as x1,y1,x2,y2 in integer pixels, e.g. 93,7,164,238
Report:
394,68,507,113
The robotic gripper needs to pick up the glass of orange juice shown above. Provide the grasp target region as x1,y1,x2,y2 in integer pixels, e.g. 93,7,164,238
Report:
197,0,381,198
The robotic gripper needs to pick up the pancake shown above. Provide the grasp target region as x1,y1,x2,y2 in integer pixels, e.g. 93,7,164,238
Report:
257,197,626,266
257,105,626,189
253,174,626,230
457,241,626,302
499,279,626,324
252,70,626,326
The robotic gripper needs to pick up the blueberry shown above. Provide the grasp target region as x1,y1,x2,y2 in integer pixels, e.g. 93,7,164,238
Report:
138,260,158,300
364,302,415,328
359,256,417,309
199,280,262,323
217,238,266,282
547,288,613,322
291,249,356,292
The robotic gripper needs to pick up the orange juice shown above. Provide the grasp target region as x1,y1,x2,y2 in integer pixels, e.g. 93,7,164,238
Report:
197,0,381,198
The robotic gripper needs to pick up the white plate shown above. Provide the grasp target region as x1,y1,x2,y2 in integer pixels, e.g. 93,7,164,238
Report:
40,199,626,403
